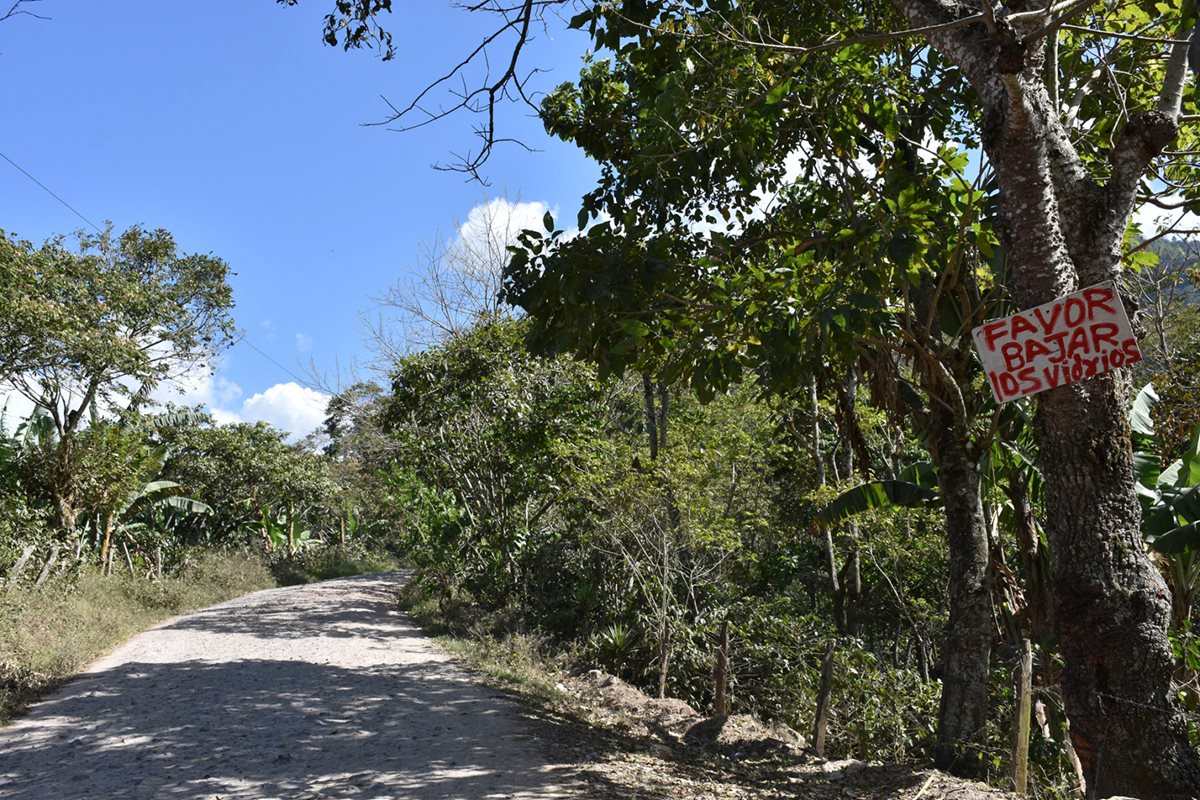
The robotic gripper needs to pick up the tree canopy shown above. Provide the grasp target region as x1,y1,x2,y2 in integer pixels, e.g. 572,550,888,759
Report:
0,225,236,438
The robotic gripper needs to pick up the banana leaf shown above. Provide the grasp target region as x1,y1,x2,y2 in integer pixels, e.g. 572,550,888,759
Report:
815,479,940,529
1151,521,1200,555
1130,383,1158,439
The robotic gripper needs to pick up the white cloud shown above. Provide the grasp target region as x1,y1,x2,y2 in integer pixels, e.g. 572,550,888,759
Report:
443,198,556,288
239,382,331,439
153,362,329,440
209,407,242,427
453,197,554,258
154,365,243,410
4,358,329,442
295,332,313,352
380,197,558,349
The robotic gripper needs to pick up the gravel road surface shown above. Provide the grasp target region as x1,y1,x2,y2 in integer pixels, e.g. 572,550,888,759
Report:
0,574,584,799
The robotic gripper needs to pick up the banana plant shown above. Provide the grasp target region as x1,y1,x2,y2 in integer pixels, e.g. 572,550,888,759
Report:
98,442,213,568
257,504,315,554
1130,383,1200,554
812,462,941,529
1129,384,1200,626
13,405,55,452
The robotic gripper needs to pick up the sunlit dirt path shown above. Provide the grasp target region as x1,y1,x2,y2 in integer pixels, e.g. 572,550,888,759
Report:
0,574,584,799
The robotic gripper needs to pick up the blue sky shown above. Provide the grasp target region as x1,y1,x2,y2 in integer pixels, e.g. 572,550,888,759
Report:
0,0,599,437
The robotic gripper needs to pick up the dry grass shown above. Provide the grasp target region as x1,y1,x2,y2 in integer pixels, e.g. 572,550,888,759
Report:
0,550,275,724
397,588,572,703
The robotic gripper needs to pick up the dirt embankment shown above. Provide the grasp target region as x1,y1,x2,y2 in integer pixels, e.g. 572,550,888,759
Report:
547,670,1016,800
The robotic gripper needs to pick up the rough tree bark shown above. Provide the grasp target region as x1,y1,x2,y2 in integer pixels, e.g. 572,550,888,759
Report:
892,127,997,776
925,398,994,776
891,2,1200,796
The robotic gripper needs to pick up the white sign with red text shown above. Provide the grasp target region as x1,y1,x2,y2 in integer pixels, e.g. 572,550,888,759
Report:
972,281,1141,404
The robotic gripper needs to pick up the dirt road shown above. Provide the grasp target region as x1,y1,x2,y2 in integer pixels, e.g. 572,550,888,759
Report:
0,574,584,799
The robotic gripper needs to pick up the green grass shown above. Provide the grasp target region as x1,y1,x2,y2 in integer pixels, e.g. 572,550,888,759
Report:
0,550,275,724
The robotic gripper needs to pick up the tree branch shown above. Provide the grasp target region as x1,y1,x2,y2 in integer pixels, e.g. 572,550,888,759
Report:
1157,0,1198,118
698,11,988,57
1103,9,1195,231
366,0,552,180
1021,0,1096,45
0,0,46,23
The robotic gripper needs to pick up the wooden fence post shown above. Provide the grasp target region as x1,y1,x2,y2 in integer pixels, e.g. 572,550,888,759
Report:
1012,638,1033,796
33,544,60,588
713,620,730,716
813,640,836,757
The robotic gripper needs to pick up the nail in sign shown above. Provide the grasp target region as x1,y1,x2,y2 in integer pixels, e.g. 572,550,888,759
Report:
972,281,1142,404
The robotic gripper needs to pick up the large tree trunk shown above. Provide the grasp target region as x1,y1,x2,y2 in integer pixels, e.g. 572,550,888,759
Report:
53,493,79,535
984,91,1200,800
927,403,994,777
884,2,1200,794
905,253,996,777
1038,378,1199,797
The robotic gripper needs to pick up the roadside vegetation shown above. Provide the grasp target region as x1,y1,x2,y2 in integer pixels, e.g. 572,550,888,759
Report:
0,550,273,722
6,2,1200,797
357,201,1200,796
0,225,403,724
5,211,1197,797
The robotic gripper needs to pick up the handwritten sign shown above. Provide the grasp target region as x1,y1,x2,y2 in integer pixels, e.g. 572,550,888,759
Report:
972,281,1141,404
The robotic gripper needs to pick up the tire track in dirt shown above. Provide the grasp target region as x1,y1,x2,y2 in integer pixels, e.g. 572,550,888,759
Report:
0,574,584,799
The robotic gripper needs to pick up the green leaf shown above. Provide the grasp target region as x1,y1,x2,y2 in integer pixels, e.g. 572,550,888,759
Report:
765,78,791,106
1133,450,1162,496
1151,521,1200,555
1130,383,1158,437
1146,483,1200,539
161,496,213,515
897,462,939,489
1184,426,1200,487
814,480,940,529
616,318,650,338
1162,458,1186,490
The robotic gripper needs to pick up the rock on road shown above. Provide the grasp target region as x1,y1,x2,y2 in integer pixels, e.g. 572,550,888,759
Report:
0,574,584,799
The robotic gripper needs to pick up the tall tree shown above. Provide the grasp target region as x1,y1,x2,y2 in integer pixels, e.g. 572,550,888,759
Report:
0,226,235,530
895,6,1200,796
536,5,1200,794
295,1,1200,794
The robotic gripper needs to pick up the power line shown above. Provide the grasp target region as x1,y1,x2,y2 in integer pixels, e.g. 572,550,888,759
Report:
0,149,103,233
238,335,325,393
0,148,325,394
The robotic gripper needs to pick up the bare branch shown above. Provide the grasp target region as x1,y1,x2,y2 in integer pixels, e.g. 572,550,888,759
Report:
368,0,557,180
1021,0,1097,45
367,197,526,358
1062,24,1191,46
0,0,47,23
675,11,989,57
